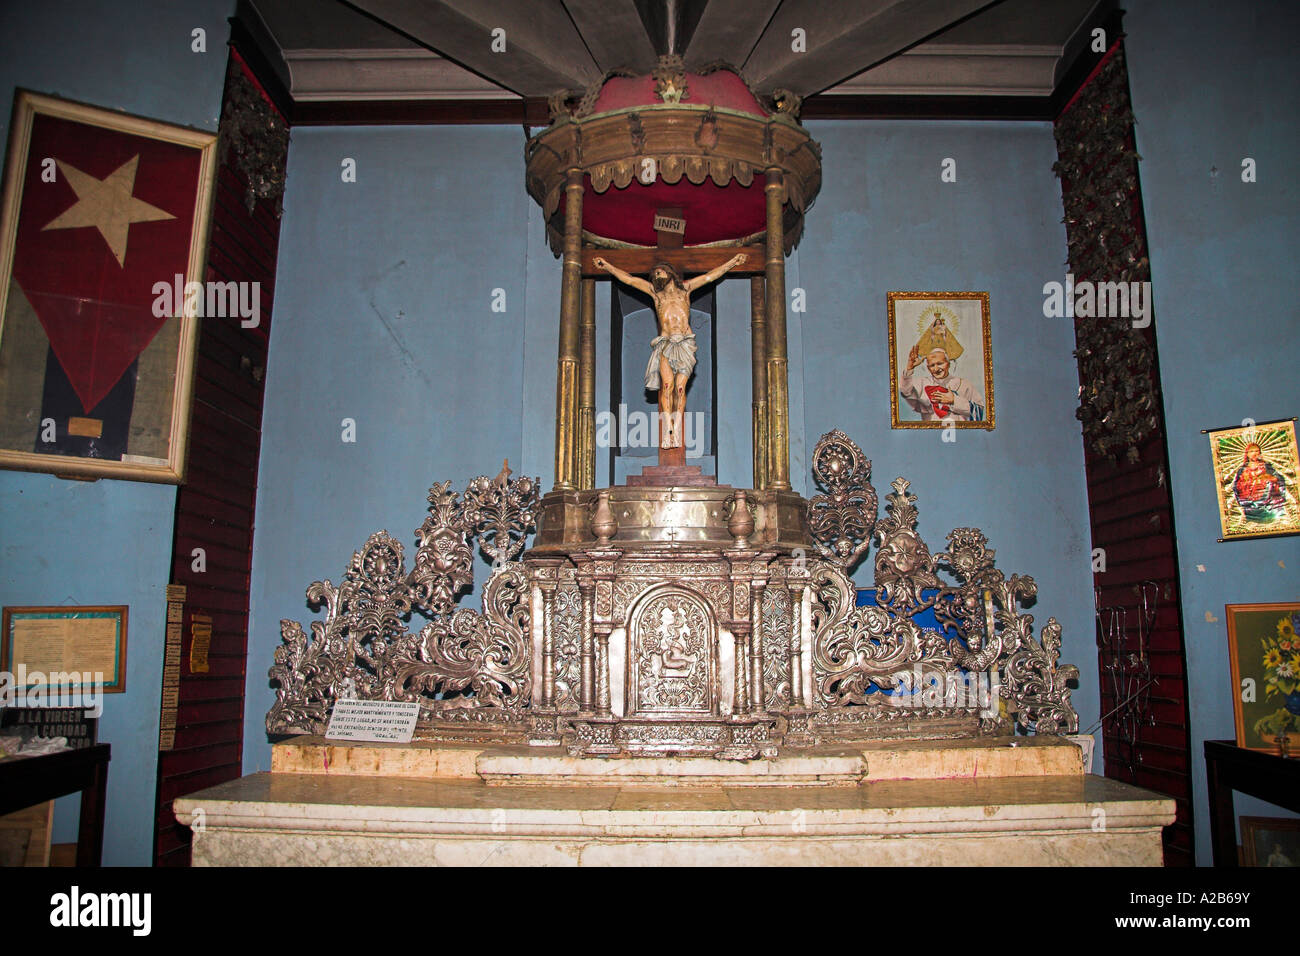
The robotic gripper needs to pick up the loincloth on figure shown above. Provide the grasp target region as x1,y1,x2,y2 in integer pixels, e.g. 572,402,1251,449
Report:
645,332,697,390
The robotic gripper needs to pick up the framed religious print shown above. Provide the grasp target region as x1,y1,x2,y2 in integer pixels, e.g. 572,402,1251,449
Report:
888,291,993,430
1205,418,1300,541
1225,602,1300,754
0,91,217,482
1240,817,1300,867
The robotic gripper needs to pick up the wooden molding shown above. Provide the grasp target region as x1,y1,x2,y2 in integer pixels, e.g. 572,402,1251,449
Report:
291,97,549,126
227,16,295,123
801,93,1053,121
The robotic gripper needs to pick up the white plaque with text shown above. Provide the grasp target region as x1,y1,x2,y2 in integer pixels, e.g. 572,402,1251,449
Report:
652,213,685,234
325,699,420,743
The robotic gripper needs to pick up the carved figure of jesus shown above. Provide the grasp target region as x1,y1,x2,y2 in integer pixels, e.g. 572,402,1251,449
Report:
593,254,748,452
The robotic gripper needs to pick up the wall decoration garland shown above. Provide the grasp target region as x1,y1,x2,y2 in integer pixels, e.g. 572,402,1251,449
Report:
217,57,288,217
1053,45,1157,464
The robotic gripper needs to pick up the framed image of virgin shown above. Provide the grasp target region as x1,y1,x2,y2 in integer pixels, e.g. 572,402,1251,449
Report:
888,291,993,430
1225,602,1300,754
0,91,217,482
1206,418,1299,541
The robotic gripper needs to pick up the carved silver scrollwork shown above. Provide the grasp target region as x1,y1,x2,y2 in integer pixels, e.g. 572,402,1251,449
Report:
761,585,792,708
873,477,942,615
808,560,946,707
806,430,1080,735
267,470,540,735
267,530,411,734
463,464,538,566
409,482,473,617
808,429,878,569
552,585,583,710
384,564,533,710
934,528,1079,733
269,434,1079,746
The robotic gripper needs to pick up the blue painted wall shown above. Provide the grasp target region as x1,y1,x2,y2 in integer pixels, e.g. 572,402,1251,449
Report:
243,125,531,771
0,1,232,865
246,118,1098,765
1125,0,1300,863
797,120,1097,737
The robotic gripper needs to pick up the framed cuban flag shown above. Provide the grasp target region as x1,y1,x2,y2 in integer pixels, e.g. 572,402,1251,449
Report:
888,291,994,431
0,91,216,482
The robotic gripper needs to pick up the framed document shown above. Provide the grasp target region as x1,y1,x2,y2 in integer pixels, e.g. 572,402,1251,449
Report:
1,605,127,694
0,91,217,482
888,291,994,430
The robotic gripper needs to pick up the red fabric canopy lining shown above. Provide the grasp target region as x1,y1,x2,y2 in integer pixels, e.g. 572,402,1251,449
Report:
570,176,764,246
561,70,770,246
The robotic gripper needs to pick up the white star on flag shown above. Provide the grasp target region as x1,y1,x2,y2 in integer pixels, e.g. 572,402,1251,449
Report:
41,155,175,267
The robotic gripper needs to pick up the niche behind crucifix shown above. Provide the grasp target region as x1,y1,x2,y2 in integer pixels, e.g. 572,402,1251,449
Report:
609,283,717,484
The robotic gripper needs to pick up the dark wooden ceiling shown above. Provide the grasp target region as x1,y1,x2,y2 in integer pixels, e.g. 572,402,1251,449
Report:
241,0,1110,106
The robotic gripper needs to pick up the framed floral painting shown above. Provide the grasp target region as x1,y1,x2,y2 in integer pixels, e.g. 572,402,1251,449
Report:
1226,602,1300,754
1206,418,1300,541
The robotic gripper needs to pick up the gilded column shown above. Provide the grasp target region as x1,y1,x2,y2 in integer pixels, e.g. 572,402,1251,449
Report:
578,278,597,489
553,167,584,490
579,581,595,711
750,275,768,491
764,168,791,491
750,581,767,713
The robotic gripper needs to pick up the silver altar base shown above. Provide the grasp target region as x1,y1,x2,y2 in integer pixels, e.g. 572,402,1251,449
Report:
267,431,1082,761
529,485,813,553
567,714,781,759
522,531,813,758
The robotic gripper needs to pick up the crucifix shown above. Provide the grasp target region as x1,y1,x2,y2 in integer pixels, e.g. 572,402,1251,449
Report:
594,253,748,465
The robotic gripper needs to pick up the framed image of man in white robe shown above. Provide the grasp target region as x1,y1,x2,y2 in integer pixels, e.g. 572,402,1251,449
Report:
888,291,994,431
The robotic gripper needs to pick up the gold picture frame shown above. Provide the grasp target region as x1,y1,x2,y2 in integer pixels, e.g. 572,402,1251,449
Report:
1225,601,1300,754
0,90,217,483
888,291,994,430
1205,418,1300,542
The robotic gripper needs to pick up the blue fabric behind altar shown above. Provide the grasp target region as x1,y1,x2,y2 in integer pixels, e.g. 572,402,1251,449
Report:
855,586,949,634
852,587,969,699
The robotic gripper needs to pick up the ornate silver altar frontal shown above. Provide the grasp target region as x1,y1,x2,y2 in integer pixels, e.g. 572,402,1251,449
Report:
268,431,1079,754
267,471,540,735
804,430,1078,738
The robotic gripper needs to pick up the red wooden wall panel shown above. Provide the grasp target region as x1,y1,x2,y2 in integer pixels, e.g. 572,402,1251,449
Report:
151,49,285,867
1056,42,1196,866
